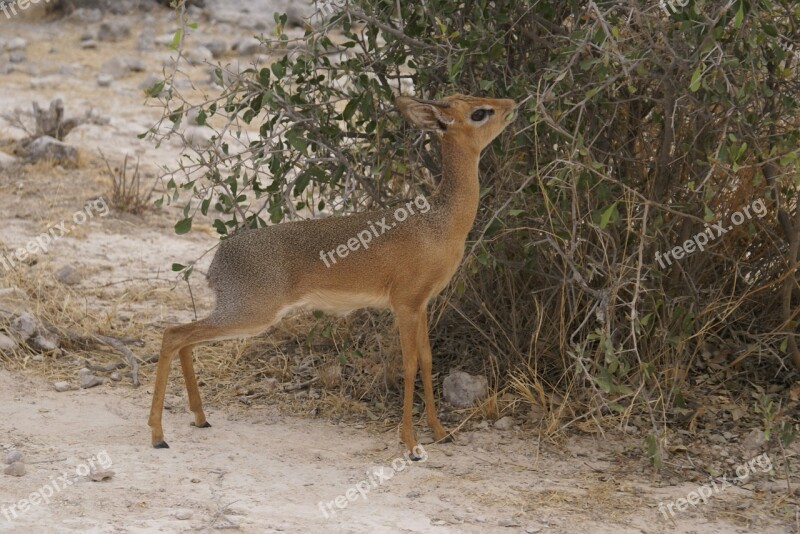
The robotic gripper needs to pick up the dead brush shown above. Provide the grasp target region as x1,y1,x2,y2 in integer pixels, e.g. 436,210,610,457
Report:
100,151,156,215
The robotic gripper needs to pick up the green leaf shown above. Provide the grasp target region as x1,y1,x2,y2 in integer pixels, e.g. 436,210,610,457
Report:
599,202,618,229
144,81,165,97
690,65,703,92
175,217,193,235
734,1,744,29
171,263,185,271
169,29,182,51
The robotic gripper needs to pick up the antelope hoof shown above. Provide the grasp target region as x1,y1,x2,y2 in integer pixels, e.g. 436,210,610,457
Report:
409,452,424,462
437,435,454,444
153,440,170,449
191,421,211,428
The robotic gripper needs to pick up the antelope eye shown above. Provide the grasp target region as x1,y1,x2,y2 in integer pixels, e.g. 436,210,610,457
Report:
471,109,493,122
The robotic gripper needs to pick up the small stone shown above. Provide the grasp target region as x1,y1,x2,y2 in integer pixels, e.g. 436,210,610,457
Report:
11,312,38,341
137,29,155,51
205,39,227,58
742,429,767,452
81,40,98,50
0,151,18,170
109,372,121,382
499,518,521,527
443,370,488,408
0,334,17,351
89,467,114,481
56,265,82,285
9,51,26,64
234,37,262,56
27,136,79,166
4,450,23,464
54,381,71,392
493,416,516,431
175,509,193,520
80,374,103,389
4,462,25,477
97,21,131,43
6,38,27,51
186,46,213,66
29,334,58,352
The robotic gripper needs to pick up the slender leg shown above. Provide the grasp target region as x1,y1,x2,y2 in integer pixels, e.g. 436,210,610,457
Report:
178,344,210,428
416,308,449,442
148,326,180,448
396,305,422,458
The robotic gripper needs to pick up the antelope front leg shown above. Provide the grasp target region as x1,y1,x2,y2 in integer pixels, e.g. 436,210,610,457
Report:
396,305,422,458
416,308,450,442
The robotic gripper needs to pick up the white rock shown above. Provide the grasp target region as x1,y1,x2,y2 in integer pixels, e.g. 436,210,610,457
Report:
175,509,193,520
4,450,23,464
11,312,38,341
4,462,25,477
234,37,262,56
0,151,17,170
0,334,17,351
27,136,79,166
89,467,114,481
443,370,488,408
54,381,71,392
6,38,27,51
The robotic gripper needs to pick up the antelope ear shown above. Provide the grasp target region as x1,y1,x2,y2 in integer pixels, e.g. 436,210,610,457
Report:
395,97,454,132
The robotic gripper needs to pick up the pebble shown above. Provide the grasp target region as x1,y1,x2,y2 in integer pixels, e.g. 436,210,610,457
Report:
56,265,82,285
97,21,131,42
493,416,516,431
205,39,227,58
6,38,27,51
29,334,59,352
80,374,103,389
9,51,26,64
175,509,193,520
81,40,98,50
54,381,71,392
89,467,114,481
11,312,39,341
4,462,25,477
0,334,17,351
4,450,23,464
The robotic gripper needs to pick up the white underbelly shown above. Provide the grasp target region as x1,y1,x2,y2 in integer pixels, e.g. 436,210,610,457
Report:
278,290,391,319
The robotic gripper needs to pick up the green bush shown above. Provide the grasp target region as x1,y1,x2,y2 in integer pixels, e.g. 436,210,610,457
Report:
147,0,800,448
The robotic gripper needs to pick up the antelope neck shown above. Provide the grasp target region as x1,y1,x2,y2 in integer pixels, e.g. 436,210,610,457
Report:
431,135,482,238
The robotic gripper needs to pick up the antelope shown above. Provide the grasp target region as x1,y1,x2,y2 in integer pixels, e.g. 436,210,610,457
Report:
148,94,518,457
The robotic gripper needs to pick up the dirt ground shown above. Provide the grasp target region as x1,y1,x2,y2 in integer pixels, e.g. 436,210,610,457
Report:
0,2,797,533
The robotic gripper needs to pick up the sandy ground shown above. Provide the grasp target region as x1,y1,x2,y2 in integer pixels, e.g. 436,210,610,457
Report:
0,2,796,533
0,370,791,534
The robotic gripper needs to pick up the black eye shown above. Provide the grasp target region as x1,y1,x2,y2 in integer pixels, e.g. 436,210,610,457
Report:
471,108,493,122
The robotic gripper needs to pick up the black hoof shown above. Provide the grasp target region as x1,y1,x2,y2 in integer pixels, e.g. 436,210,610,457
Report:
153,441,170,449
437,435,454,444
409,453,423,462
191,421,211,428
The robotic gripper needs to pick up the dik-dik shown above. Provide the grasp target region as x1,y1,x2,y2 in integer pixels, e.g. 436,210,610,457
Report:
149,94,517,457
